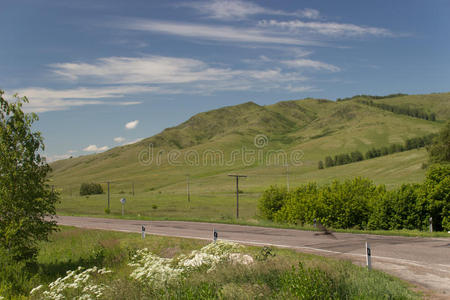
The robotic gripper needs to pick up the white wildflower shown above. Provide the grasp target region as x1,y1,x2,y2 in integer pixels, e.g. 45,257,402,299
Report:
128,240,253,287
30,266,112,299
30,284,44,295
229,253,254,265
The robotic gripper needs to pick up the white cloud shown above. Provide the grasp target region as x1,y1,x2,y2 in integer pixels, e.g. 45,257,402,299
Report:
117,19,321,46
259,20,394,37
51,56,241,84
182,0,320,20
83,145,109,152
12,86,153,112
246,68,308,82
125,120,139,129
117,101,142,106
114,136,125,143
12,51,341,113
123,137,143,145
285,85,316,93
282,59,340,72
42,55,315,96
45,154,72,162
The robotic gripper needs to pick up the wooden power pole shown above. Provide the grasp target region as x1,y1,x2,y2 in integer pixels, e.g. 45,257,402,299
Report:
186,175,190,203
228,174,247,218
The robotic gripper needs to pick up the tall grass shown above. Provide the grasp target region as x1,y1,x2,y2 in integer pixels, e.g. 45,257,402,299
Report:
1,227,419,299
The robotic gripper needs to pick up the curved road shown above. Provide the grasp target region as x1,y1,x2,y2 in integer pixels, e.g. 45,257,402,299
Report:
57,216,450,298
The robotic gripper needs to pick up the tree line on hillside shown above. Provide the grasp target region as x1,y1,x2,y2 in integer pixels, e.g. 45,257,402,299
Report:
259,165,450,231
357,99,437,121
336,93,408,102
318,133,437,169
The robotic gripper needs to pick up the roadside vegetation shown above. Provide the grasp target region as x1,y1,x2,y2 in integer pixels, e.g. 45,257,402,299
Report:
1,227,420,299
260,164,449,231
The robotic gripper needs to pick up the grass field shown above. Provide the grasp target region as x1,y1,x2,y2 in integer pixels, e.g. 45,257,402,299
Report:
3,227,420,299
54,148,430,221
49,93,449,227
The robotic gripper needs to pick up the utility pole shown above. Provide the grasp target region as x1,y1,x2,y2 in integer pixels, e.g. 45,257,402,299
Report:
285,164,290,192
107,181,110,211
228,174,247,218
186,174,191,202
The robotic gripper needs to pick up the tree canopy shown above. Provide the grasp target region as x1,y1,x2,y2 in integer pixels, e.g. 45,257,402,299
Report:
428,121,450,164
0,90,58,260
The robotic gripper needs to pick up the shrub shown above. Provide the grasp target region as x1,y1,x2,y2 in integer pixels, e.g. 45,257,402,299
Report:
80,183,103,196
368,184,422,230
418,164,450,231
274,183,319,225
318,160,324,169
262,170,450,231
0,248,37,298
428,121,450,164
258,186,288,220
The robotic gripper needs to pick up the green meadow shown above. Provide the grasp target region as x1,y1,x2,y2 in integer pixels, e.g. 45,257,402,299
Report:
50,93,449,223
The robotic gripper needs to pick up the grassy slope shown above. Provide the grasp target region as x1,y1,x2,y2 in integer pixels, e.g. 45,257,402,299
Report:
50,93,449,220
30,227,419,299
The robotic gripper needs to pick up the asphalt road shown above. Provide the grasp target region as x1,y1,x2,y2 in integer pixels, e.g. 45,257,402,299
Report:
57,216,450,298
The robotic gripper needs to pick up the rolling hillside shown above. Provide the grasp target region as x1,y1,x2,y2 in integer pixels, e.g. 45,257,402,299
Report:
50,92,449,219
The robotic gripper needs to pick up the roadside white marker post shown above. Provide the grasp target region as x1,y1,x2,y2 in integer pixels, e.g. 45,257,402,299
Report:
213,228,218,243
120,198,126,216
142,225,146,239
366,242,372,270
429,217,433,233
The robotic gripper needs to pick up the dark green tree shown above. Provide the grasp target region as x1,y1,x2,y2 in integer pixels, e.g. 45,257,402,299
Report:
80,182,103,196
428,121,450,164
0,90,58,260
324,156,334,168
318,160,324,169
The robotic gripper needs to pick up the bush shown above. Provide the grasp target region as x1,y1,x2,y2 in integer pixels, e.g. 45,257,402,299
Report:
80,183,103,196
318,161,324,169
261,169,450,231
274,183,318,225
0,248,37,298
368,184,422,230
258,186,288,221
428,121,450,164
419,164,450,231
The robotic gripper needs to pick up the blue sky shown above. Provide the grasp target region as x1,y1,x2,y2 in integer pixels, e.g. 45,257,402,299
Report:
1,0,449,161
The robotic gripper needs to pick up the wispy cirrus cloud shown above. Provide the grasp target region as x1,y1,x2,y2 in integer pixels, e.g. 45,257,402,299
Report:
11,86,150,112
180,0,320,20
49,55,311,92
282,59,340,72
258,19,395,37
14,51,342,114
115,19,322,46
51,56,240,84
285,85,317,93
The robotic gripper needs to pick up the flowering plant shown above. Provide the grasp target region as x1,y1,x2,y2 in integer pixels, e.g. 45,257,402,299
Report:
30,266,112,300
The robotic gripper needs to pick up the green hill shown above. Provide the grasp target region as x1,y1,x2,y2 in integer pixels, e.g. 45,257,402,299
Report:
50,92,449,220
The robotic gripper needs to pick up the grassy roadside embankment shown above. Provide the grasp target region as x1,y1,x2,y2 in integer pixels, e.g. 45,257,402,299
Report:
2,227,420,299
